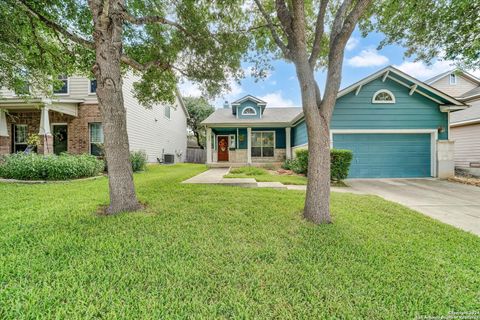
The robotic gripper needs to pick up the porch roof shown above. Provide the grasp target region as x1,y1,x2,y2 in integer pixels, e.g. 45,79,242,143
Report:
0,97,80,117
202,107,302,127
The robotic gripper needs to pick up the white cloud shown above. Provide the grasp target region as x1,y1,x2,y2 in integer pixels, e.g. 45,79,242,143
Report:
179,80,202,98
180,77,244,108
346,37,359,51
393,60,454,80
347,49,389,67
258,91,299,108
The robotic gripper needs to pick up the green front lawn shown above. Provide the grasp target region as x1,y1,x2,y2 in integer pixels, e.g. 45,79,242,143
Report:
225,166,308,185
1,164,479,319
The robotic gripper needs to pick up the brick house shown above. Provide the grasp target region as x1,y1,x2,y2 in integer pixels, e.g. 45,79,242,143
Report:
0,74,188,163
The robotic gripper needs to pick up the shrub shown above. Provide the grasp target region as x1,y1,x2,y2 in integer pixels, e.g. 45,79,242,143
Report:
130,150,148,172
281,148,353,181
0,153,104,180
281,159,295,170
330,149,353,181
229,166,267,176
293,149,309,174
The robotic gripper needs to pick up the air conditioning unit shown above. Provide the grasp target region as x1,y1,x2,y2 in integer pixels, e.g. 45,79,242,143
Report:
163,153,175,164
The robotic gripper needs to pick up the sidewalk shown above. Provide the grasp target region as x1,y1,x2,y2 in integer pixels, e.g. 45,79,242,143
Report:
183,168,356,193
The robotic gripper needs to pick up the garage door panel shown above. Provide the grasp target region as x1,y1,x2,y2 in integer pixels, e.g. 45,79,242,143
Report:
333,133,431,178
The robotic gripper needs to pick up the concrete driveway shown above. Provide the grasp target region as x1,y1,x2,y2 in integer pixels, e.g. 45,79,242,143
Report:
346,179,480,236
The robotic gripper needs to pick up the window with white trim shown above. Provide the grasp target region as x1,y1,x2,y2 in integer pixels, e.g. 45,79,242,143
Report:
89,123,104,156
449,74,457,85
164,106,171,119
229,134,236,148
372,89,395,103
241,106,257,115
251,131,274,157
54,75,69,94
89,79,97,94
13,124,28,152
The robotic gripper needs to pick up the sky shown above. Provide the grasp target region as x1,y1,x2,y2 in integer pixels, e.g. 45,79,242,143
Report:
180,29,480,109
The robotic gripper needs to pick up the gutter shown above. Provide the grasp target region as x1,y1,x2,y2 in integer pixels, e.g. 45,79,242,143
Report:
450,118,480,127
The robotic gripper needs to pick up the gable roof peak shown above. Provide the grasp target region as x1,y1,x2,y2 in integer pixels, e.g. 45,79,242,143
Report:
337,65,466,107
426,68,480,85
231,94,267,106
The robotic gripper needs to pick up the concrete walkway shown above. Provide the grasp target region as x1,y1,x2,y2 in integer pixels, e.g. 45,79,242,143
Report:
183,168,257,187
183,168,355,193
347,179,480,236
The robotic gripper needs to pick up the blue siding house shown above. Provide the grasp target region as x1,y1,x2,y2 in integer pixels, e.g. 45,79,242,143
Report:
201,66,466,178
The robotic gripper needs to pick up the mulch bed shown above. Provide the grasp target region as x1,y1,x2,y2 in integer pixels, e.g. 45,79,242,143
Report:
269,169,305,176
448,176,480,187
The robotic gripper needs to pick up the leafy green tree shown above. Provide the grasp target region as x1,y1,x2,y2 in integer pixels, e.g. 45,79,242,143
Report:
252,0,372,224
363,0,480,68
183,96,214,149
0,0,249,214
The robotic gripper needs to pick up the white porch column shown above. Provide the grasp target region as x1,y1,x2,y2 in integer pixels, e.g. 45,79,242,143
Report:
206,127,212,164
0,109,8,137
247,127,252,164
285,127,291,159
38,106,51,135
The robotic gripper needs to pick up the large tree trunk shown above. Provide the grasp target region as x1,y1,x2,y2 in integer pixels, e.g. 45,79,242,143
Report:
295,59,332,224
90,0,141,214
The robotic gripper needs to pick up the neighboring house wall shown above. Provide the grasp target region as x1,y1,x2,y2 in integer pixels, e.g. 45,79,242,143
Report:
68,104,103,154
123,75,187,163
450,123,480,169
292,78,449,146
0,76,97,104
1,105,102,155
429,75,478,97
0,74,187,162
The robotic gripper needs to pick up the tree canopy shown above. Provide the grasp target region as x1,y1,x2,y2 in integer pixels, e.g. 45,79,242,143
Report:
363,0,480,68
183,96,214,149
0,0,250,102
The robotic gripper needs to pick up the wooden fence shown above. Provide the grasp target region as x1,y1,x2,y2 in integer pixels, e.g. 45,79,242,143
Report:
186,148,206,163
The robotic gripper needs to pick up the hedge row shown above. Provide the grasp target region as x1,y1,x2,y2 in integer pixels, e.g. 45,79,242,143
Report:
0,153,105,180
282,148,353,181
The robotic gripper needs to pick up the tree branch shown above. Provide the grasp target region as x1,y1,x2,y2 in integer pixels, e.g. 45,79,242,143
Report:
15,0,95,50
309,0,329,68
122,11,188,33
322,0,372,118
329,0,352,47
275,0,294,37
120,55,170,71
253,0,291,59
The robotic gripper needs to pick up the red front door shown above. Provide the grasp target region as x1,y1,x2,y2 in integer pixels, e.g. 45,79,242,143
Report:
217,136,229,161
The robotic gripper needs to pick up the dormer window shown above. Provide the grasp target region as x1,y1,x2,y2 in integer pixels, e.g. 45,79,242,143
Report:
54,75,69,95
242,106,257,115
449,74,457,85
372,89,395,104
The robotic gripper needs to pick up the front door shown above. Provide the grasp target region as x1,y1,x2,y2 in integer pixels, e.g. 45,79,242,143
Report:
217,136,229,161
53,125,68,155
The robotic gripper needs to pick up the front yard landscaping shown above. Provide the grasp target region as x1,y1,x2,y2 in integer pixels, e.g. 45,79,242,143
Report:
225,166,308,185
1,164,479,319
